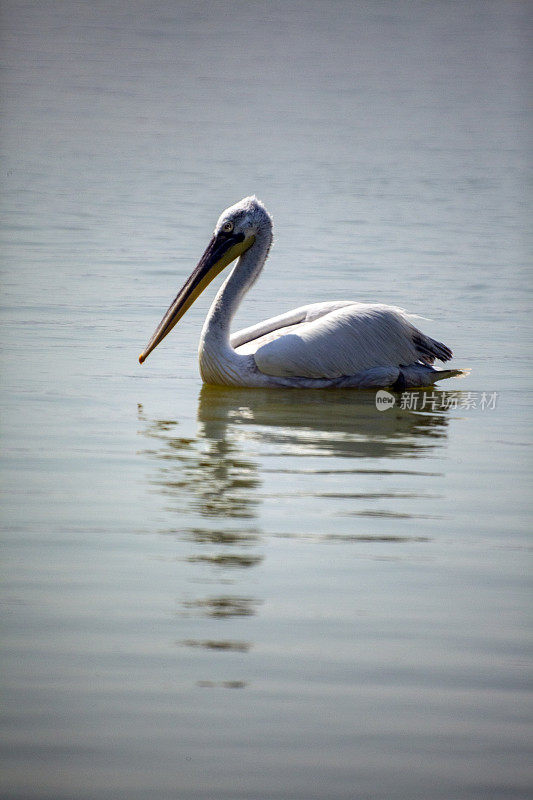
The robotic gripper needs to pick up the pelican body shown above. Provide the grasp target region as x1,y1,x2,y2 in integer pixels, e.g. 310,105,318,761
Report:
139,197,464,389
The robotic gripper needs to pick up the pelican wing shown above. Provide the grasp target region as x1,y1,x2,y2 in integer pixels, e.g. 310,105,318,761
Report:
231,300,355,351
243,303,451,380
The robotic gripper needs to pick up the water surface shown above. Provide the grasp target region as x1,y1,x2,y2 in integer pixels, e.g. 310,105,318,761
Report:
1,2,531,799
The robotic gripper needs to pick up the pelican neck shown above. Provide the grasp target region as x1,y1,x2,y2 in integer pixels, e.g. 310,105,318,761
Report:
201,226,273,343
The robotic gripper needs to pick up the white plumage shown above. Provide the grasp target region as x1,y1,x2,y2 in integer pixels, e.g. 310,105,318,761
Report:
140,196,466,389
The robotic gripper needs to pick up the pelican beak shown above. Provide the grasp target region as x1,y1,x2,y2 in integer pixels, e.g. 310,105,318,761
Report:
139,230,255,364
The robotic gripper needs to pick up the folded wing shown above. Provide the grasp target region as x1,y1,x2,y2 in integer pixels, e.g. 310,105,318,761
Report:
233,302,452,380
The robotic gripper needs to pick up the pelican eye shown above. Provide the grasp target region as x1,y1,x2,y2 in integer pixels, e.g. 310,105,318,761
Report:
221,221,234,234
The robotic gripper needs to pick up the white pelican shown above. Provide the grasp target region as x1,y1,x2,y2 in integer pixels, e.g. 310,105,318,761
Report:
139,196,465,389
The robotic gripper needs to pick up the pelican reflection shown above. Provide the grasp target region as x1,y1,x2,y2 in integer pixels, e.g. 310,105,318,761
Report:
138,387,459,537
137,386,464,688
196,385,452,462
140,410,261,521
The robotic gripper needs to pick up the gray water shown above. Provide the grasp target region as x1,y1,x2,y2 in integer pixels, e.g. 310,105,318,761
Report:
1,2,531,798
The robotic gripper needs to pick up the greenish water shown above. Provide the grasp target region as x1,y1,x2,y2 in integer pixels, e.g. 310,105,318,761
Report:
1,2,531,799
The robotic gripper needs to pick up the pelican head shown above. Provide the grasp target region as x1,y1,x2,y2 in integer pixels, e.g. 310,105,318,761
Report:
139,196,272,364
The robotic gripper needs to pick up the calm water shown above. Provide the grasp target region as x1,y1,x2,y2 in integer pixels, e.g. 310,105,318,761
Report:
1,1,531,798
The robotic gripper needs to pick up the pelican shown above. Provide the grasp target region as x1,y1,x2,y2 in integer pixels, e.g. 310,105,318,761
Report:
139,196,466,389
